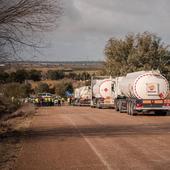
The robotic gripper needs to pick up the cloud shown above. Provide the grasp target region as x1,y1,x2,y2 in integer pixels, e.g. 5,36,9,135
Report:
32,0,170,61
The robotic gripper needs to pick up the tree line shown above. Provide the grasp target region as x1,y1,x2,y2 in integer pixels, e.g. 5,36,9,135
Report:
1,80,73,98
0,80,74,116
0,69,92,83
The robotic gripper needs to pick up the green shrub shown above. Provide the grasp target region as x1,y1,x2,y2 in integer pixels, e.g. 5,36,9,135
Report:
35,82,50,93
3,83,32,98
55,80,73,97
0,97,21,117
47,70,65,80
29,70,42,81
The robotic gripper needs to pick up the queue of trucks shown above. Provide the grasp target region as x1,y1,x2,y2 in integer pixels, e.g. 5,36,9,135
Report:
73,70,170,116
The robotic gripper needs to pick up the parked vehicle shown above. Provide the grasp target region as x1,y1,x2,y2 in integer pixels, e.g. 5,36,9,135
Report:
38,93,53,98
73,86,91,106
114,70,170,115
91,76,115,108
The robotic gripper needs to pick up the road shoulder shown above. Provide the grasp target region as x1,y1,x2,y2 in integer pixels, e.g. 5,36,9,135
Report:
0,104,35,170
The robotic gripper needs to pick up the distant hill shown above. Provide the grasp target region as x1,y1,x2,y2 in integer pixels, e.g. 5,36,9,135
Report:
1,60,104,65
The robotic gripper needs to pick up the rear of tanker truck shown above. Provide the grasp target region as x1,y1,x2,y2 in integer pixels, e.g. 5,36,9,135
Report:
91,76,115,109
114,71,170,115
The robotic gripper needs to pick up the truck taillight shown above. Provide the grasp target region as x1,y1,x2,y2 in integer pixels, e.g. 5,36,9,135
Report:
164,103,170,106
164,99,170,106
136,103,143,108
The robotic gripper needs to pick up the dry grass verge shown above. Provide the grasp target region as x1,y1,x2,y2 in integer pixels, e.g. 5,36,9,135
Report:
0,103,35,170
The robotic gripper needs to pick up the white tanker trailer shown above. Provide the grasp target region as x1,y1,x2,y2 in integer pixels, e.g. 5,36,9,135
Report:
91,76,115,108
114,70,170,115
73,86,91,106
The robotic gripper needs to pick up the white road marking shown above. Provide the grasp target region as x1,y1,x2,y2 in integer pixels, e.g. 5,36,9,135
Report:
65,116,113,170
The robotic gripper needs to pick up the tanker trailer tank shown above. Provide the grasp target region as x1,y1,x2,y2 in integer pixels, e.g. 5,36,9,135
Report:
114,70,170,115
73,86,91,106
79,86,91,106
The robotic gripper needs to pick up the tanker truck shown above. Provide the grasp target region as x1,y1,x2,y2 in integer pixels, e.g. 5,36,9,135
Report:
114,70,170,115
73,86,91,106
91,76,115,108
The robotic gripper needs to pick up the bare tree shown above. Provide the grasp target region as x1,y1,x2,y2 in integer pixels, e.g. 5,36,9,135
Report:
0,0,62,61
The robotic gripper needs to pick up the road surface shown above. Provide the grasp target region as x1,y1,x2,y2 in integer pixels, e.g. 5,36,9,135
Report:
14,106,170,170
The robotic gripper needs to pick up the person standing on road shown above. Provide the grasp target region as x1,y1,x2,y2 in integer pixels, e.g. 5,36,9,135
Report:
48,97,51,106
51,98,54,106
67,97,72,105
67,97,70,105
54,98,58,106
45,97,48,106
70,97,72,105
61,98,65,105
35,98,39,107
58,98,61,106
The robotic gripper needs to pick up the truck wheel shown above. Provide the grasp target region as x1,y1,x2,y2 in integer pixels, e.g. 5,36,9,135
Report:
155,111,167,116
130,102,133,115
97,101,101,109
119,101,123,113
160,111,167,116
130,103,137,116
127,102,130,115
115,101,119,111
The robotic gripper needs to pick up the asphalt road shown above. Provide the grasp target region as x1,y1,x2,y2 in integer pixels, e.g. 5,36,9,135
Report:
14,106,170,170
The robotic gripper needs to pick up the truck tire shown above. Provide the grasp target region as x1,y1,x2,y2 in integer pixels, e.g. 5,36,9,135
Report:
119,101,123,113
115,101,119,111
127,101,130,115
160,111,167,116
91,100,96,108
130,102,137,116
155,111,167,116
97,101,102,109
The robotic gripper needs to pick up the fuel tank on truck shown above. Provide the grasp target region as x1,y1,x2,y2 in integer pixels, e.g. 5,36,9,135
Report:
79,86,91,99
119,71,169,100
92,79,115,99
92,80,103,98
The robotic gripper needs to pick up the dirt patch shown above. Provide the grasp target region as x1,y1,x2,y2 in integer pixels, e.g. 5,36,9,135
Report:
0,103,35,170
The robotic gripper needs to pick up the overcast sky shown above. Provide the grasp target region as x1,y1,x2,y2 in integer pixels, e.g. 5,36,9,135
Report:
32,0,170,61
